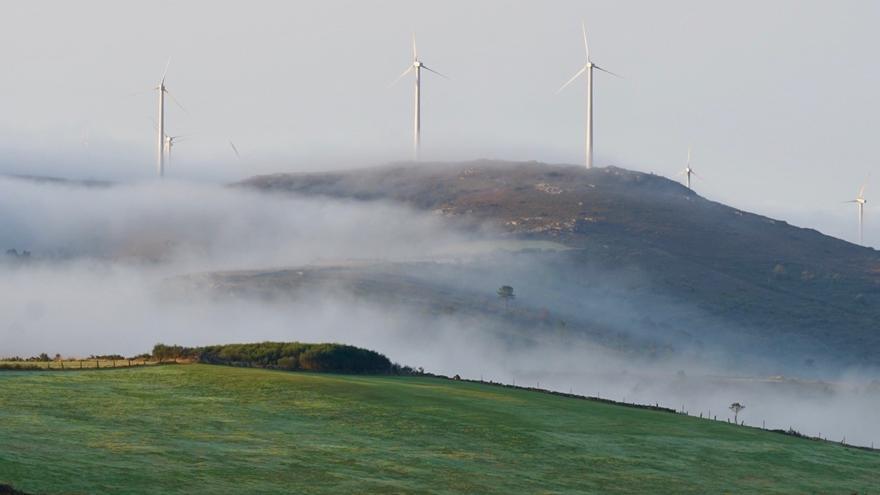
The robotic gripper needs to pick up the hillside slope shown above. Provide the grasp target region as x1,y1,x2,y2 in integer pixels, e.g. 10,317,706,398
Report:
238,161,880,369
1,365,877,494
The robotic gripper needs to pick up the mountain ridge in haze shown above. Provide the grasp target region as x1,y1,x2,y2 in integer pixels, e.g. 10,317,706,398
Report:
237,160,880,370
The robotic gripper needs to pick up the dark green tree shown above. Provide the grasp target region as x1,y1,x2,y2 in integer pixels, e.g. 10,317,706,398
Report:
497,285,515,308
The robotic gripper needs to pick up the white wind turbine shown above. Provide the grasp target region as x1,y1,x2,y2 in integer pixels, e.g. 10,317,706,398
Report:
391,34,447,161
558,21,619,169
680,146,697,190
164,134,185,163
153,58,186,178
155,59,169,177
846,177,869,245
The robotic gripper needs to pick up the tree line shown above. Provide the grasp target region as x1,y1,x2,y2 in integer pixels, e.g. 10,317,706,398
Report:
152,342,398,374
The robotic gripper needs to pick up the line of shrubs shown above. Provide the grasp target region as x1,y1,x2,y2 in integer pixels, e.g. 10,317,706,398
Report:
152,342,402,374
0,484,30,495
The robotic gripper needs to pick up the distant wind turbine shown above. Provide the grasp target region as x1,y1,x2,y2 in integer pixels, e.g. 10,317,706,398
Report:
558,21,620,169
164,134,185,163
846,177,869,245
156,59,170,177
391,34,447,161
229,141,241,159
680,146,697,190
154,58,186,178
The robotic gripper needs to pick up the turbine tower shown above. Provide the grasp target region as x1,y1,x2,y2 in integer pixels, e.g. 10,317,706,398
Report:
392,34,447,161
847,179,869,245
558,21,619,169
156,59,170,178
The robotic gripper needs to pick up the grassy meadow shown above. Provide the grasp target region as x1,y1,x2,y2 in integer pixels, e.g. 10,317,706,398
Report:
0,364,877,494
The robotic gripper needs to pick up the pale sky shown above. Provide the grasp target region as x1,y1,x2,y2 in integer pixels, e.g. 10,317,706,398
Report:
0,0,877,245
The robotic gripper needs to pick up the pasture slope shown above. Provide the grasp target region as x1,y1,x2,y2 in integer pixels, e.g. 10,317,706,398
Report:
0,365,877,494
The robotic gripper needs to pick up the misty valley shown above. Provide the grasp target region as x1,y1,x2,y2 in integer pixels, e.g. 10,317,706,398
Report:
2,163,879,455
5,1,880,492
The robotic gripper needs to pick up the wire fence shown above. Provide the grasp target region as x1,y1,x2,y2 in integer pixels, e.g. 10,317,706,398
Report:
0,359,164,370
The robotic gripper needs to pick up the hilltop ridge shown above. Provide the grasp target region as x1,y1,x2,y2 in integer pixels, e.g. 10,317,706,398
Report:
237,160,880,369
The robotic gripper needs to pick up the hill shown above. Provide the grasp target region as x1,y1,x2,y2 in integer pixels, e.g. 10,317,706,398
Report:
0,365,877,494
237,161,880,370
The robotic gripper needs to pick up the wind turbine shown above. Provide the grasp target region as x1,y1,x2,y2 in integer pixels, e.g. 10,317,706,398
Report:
164,134,184,163
558,21,619,169
229,141,241,159
680,146,696,190
156,59,170,178
153,58,186,178
846,178,869,245
391,34,447,161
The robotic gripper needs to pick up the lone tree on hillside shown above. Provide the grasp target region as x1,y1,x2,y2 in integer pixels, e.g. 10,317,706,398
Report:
730,402,745,423
497,285,515,308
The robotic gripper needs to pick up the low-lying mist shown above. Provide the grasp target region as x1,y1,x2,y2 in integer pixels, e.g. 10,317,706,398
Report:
1,176,877,448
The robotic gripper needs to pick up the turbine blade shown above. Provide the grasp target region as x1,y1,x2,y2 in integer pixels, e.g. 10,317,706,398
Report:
593,65,622,78
582,21,590,61
687,145,692,167
557,65,587,93
389,65,414,87
412,33,418,61
166,91,188,114
422,65,449,79
858,174,870,199
128,89,154,97
230,141,241,158
160,57,171,85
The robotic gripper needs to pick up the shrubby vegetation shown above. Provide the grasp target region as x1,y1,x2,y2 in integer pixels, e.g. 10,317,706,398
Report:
152,342,397,374
0,483,32,495
1,343,403,375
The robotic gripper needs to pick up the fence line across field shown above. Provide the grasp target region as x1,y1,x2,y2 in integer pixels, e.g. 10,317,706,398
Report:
0,358,190,370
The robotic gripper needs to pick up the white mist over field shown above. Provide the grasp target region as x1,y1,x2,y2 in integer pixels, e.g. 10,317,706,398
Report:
1,176,878,447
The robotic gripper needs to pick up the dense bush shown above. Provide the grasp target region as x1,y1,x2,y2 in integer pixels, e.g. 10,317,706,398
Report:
152,342,394,374
88,354,125,360
0,483,32,495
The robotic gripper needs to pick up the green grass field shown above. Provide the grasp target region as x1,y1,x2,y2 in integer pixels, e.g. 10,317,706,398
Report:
0,365,877,494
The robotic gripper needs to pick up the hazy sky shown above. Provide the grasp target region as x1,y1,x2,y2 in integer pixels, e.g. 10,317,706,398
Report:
1,0,878,245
